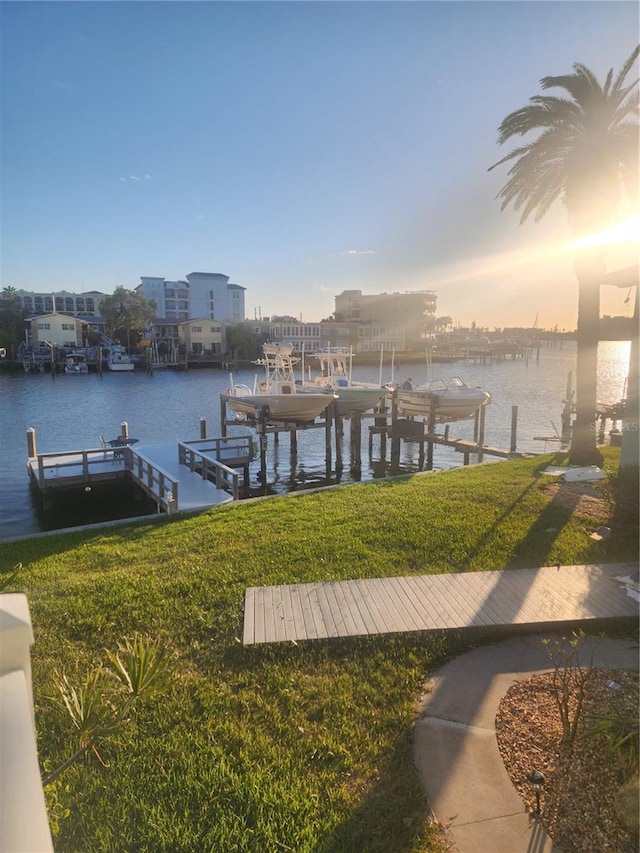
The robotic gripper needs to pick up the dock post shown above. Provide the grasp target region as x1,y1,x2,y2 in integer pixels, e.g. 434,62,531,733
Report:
325,404,333,478
120,421,129,439
350,413,362,471
290,428,298,454
27,427,37,458
390,391,400,468
426,396,436,471
334,408,343,473
510,406,518,453
200,418,207,439
473,409,480,443
220,398,227,437
478,406,486,462
258,423,267,484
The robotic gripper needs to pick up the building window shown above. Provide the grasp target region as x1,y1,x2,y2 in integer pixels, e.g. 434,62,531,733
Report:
37,323,51,330
192,326,202,333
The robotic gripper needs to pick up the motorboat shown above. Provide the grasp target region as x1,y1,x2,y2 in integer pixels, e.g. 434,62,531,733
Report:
221,342,335,424
104,344,134,372
394,377,491,422
303,347,387,417
64,353,89,374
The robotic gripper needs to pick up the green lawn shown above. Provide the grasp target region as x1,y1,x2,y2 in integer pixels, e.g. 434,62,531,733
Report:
1,449,637,852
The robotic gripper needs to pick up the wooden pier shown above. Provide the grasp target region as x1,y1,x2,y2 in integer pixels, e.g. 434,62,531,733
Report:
242,563,639,645
26,431,253,515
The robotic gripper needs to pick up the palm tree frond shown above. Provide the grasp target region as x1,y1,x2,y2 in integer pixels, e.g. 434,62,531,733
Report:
611,44,640,94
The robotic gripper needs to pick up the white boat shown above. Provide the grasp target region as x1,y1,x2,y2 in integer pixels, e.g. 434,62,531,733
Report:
104,344,134,372
221,343,335,424
303,347,387,417
395,377,491,422
64,353,89,374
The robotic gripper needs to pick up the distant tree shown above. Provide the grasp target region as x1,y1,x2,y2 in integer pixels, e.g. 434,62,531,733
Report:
434,316,453,332
489,46,639,465
0,286,26,352
100,287,156,349
226,323,268,360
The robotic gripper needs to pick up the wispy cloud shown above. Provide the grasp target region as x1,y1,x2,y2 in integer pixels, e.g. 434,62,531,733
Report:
120,174,152,182
340,249,376,256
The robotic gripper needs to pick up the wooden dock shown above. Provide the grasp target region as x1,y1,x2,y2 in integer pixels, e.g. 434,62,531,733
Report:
27,436,253,514
242,563,639,645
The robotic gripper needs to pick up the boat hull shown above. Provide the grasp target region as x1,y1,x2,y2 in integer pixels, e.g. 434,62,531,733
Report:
221,393,333,424
314,386,386,417
106,362,135,372
395,388,491,421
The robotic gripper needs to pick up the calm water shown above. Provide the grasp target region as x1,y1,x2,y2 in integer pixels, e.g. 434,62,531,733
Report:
0,341,629,541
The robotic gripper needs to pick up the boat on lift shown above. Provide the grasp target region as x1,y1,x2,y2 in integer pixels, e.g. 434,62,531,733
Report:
221,342,335,424
395,377,491,421
104,344,134,372
302,347,387,417
63,352,89,374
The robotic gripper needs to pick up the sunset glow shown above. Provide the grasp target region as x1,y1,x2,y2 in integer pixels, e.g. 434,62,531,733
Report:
566,214,640,250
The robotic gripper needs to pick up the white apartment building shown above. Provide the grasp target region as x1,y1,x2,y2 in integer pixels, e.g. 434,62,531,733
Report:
136,272,245,323
11,290,105,317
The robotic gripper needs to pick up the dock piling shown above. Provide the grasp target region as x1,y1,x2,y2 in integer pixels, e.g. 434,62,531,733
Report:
27,428,37,458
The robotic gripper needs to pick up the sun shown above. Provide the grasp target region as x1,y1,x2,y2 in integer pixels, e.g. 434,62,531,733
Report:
566,214,640,250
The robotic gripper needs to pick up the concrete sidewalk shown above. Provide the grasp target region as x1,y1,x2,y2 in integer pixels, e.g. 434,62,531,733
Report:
413,634,639,853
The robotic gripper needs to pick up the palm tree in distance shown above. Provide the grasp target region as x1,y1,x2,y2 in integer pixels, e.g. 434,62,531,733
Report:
489,45,639,466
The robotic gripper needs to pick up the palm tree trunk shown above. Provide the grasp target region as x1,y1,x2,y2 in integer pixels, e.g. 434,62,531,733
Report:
570,251,605,467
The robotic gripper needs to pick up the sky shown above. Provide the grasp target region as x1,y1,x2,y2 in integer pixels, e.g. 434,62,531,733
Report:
1,1,638,331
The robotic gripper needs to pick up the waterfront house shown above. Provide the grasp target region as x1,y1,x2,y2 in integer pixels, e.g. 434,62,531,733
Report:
177,318,227,357
24,313,88,349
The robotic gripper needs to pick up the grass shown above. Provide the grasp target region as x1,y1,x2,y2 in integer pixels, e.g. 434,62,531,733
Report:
1,448,637,852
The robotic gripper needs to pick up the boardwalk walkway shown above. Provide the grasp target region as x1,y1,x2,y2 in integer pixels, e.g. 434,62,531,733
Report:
242,563,639,645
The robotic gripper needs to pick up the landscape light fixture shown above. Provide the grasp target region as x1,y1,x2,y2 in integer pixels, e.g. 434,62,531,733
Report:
526,769,545,815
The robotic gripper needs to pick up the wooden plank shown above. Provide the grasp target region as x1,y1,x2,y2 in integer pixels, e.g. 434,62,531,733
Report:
322,581,360,636
288,584,308,641
459,570,526,625
253,586,266,645
315,584,341,638
537,566,614,619
354,578,399,634
270,586,288,643
279,584,297,642
339,580,374,636
413,574,466,628
243,587,256,645
377,577,424,631
482,568,553,624
393,575,439,629
438,572,494,627
295,584,327,640
395,575,447,627
307,584,330,639
295,584,320,640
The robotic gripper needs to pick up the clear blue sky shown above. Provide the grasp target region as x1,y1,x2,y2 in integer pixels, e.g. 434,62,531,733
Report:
1,1,638,330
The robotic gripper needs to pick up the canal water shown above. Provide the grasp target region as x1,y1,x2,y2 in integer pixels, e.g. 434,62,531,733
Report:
0,341,629,541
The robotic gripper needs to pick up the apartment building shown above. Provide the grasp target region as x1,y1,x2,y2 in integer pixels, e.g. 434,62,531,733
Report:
11,290,106,316
334,289,436,350
136,272,245,323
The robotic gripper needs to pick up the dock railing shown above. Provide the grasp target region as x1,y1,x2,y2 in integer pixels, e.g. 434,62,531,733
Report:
31,447,128,487
127,449,179,513
178,436,252,500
